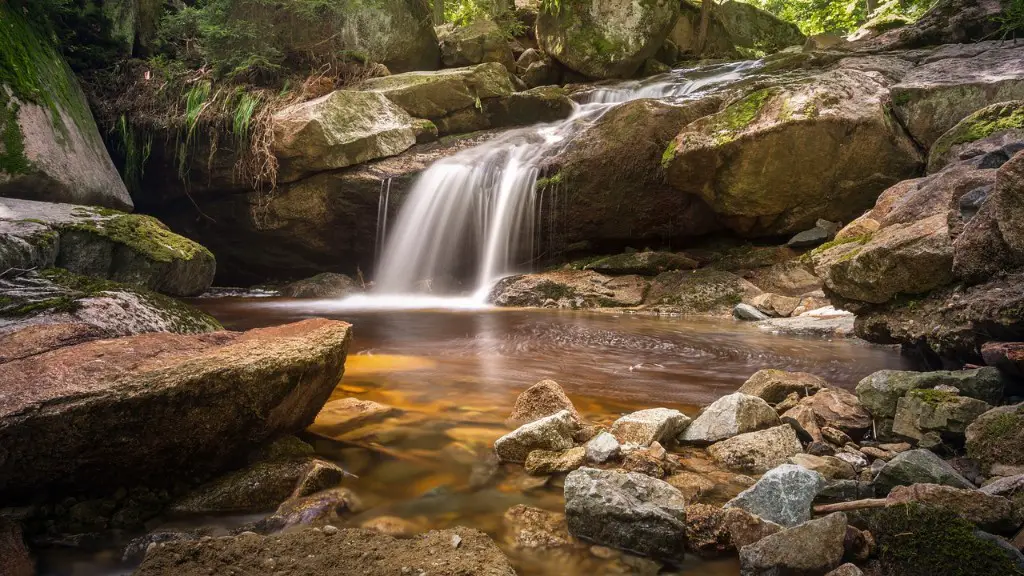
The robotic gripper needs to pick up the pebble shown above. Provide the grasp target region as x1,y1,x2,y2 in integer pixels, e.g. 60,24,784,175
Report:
451,534,462,548
322,525,339,535
649,441,667,460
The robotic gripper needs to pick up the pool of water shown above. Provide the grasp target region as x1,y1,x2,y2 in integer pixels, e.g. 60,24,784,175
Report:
39,300,914,576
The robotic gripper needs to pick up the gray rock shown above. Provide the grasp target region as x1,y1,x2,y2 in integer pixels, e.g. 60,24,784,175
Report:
816,480,875,503
494,410,578,463
681,393,781,444
524,447,586,476
739,512,847,576
708,425,804,474
826,563,864,576
873,449,974,495
564,467,688,562
788,454,856,480
585,431,621,464
734,303,770,321
892,389,991,443
856,368,1005,420
835,451,869,471
725,464,826,527
738,370,826,404
610,408,691,447
786,225,831,248
980,474,1024,497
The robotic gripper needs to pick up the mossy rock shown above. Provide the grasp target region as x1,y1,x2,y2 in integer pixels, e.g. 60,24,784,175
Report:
358,62,516,121
928,101,1024,173
966,404,1024,475
2,198,215,296
584,251,698,276
643,268,760,314
865,504,1024,576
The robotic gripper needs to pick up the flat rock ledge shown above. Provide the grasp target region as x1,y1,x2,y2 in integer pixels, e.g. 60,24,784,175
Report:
133,526,516,576
0,318,351,497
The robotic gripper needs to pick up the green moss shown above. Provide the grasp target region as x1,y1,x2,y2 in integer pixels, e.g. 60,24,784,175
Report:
868,504,1024,576
983,412,1019,439
808,234,872,258
864,13,911,32
931,102,1024,162
536,172,563,188
0,97,29,174
909,388,957,406
534,280,578,300
710,88,778,145
661,140,678,169
892,91,913,107
62,211,213,264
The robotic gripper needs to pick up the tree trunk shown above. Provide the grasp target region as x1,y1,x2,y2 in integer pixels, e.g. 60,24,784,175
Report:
697,0,713,55
866,0,878,16
434,0,444,25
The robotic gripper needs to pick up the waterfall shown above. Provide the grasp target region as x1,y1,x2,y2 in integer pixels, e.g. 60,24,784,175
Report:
354,61,762,307
375,178,393,263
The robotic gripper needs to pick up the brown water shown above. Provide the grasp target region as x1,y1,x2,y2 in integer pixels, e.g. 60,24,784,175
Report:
39,300,914,576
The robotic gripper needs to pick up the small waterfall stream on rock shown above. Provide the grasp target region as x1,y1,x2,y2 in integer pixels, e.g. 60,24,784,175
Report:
343,61,762,309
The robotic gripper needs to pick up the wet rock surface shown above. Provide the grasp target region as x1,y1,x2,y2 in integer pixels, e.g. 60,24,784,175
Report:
725,464,825,527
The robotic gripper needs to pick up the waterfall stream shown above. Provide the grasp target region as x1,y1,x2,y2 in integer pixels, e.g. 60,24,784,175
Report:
345,61,762,309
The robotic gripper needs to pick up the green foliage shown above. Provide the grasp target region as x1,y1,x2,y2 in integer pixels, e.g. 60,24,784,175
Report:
232,90,262,144
113,114,152,194
994,0,1024,39
0,99,29,175
742,0,934,35
445,0,527,38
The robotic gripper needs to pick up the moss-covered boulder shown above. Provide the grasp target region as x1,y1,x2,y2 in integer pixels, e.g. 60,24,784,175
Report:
966,404,1024,475
664,69,922,237
488,270,647,308
891,44,1024,149
1,198,215,296
357,62,516,129
715,1,805,54
437,19,516,73
0,318,351,498
279,273,362,298
892,389,992,445
272,91,417,183
584,251,698,275
643,268,761,314
669,1,738,58
0,269,221,343
928,101,1024,173
0,3,132,211
536,0,679,79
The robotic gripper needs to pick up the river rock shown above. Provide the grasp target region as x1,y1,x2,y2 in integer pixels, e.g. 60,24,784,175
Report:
586,431,621,464
737,369,826,404
887,483,1016,533
536,0,678,79
259,487,362,531
664,68,922,237
980,474,1024,497
892,389,991,444
800,388,872,440
891,44,1024,148
437,18,515,72
502,504,572,550
750,292,802,317
358,62,516,123
488,270,648,308
747,262,823,297
0,5,132,211
611,408,691,446
644,269,761,314
739,512,847,576
966,404,1024,475
0,319,351,497
134,527,516,576
563,467,688,562
0,198,215,296
272,90,417,182
507,379,581,427
982,342,1024,378
857,368,1005,419
733,303,770,321
681,393,781,444
707,425,804,474
873,449,974,495
782,404,823,443
817,479,875,503
715,0,805,53
168,457,345,515
525,446,587,475
724,464,825,527
278,273,362,298
928,100,1024,173
722,507,782,549
584,252,699,276
494,410,579,463
0,518,32,576
310,398,400,436
788,454,857,480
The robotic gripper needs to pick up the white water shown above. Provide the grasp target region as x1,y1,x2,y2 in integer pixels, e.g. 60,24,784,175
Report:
341,61,762,310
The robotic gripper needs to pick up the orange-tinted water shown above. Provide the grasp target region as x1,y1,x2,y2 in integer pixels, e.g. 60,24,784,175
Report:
38,301,914,575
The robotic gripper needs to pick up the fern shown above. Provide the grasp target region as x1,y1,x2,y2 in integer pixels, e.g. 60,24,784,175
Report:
232,91,262,145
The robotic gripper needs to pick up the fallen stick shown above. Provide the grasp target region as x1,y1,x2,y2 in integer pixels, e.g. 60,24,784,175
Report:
814,498,888,514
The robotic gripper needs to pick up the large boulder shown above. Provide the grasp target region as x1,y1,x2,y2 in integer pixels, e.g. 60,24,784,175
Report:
584,251,699,276
0,270,221,343
927,101,1024,173
739,513,847,576
271,90,417,183
669,2,738,58
966,404,1024,475
873,449,974,495
664,69,923,237
488,270,647,308
535,0,679,79
891,44,1024,148
724,464,826,527
856,0,1004,50
0,4,132,211
953,148,1024,283
892,389,991,444
737,369,825,404
887,483,1015,533
707,425,804,474
437,19,516,72
0,318,351,498
857,368,1005,420
681,393,781,444
134,527,516,576
715,1,805,53
1,198,215,296
563,467,688,562
644,268,761,314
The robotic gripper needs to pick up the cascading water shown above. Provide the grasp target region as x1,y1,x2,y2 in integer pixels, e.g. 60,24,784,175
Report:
345,61,762,308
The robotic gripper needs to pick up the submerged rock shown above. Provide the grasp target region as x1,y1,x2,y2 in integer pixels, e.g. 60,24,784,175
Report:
610,408,691,447
707,425,804,474
564,467,688,562
134,527,516,576
725,464,826,527
0,318,351,497
1,198,215,296
310,398,400,436
494,410,579,463
681,393,781,444
260,487,362,530
502,504,573,550
739,513,847,576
